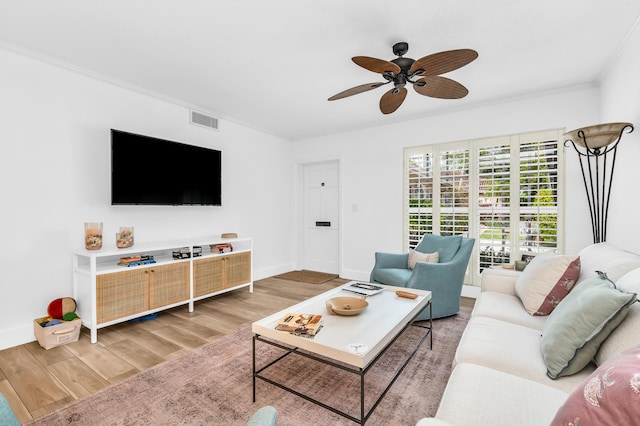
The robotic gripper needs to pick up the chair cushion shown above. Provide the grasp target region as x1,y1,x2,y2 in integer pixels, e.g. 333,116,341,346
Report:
408,249,439,269
455,316,593,392
371,268,412,287
415,234,462,263
514,251,581,316
551,344,640,426
471,291,546,331
434,363,570,426
540,276,637,379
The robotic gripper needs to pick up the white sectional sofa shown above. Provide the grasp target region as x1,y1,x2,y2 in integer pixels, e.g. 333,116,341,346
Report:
417,242,640,426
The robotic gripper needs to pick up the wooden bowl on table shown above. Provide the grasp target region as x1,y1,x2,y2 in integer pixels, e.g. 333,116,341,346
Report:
326,296,368,316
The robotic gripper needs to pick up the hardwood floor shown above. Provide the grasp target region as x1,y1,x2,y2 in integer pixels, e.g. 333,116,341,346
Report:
0,277,474,424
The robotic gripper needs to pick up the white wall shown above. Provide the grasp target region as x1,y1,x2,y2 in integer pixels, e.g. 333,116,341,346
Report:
0,47,295,349
293,86,602,282
599,20,640,253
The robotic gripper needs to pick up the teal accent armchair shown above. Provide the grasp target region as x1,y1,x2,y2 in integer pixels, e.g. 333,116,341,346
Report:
370,234,475,320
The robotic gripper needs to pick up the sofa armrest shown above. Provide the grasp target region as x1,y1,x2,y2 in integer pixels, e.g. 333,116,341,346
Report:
480,268,521,296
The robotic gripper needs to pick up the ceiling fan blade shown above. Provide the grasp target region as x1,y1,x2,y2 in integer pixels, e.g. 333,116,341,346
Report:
410,49,478,76
413,76,469,99
379,87,407,114
328,82,387,101
353,56,401,75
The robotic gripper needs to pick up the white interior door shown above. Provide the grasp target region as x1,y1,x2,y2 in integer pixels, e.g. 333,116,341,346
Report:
303,161,340,274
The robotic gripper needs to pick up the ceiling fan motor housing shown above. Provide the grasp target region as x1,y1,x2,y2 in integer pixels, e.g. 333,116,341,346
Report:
391,57,418,90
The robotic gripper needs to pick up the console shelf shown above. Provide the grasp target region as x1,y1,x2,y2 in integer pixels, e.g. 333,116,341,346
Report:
73,236,253,343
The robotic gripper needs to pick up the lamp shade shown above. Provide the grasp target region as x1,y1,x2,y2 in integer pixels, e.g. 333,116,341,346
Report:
564,122,633,149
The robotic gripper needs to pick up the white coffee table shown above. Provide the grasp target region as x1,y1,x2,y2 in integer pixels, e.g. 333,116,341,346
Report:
251,281,432,424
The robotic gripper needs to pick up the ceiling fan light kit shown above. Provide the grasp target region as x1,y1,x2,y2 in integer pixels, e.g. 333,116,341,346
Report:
329,42,478,114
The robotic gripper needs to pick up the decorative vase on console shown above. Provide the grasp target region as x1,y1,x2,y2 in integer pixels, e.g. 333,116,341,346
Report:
84,222,103,250
116,227,134,248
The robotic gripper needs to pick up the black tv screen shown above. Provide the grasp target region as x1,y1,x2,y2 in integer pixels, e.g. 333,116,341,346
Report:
111,129,222,205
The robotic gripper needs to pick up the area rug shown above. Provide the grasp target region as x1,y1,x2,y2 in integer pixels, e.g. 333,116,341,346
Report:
27,313,469,426
274,270,339,284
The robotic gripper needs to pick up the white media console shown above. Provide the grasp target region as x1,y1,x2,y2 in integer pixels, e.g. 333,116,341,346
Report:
73,236,252,343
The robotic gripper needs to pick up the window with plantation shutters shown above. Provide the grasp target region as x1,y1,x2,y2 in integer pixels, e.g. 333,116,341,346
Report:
406,151,434,248
518,139,559,255
439,148,470,239
404,129,564,286
477,141,511,270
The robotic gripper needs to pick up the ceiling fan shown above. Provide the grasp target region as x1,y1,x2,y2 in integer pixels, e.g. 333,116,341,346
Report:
328,42,478,114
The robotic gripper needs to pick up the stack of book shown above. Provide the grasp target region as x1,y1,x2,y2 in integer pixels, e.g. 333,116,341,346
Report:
118,255,156,267
275,313,323,338
210,243,233,254
172,247,191,259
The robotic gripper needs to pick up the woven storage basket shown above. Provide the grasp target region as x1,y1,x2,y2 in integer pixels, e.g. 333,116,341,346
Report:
34,317,82,349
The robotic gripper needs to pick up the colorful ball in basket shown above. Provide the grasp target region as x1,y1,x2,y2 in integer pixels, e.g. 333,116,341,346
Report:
47,297,77,319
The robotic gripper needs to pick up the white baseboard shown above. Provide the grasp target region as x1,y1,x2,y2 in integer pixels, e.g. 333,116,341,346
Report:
254,264,296,281
0,323,36,351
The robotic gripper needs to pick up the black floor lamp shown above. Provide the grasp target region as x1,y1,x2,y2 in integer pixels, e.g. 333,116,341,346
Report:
564,122,634,243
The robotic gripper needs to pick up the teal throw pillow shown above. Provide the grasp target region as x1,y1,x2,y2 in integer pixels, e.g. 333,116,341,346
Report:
415,234,462,263
541,275,637,379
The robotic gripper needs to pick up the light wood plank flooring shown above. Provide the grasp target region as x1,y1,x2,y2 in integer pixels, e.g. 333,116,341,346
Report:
0,277,474,424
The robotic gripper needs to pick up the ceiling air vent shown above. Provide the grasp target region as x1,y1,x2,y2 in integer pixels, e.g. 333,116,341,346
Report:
190,110,219,130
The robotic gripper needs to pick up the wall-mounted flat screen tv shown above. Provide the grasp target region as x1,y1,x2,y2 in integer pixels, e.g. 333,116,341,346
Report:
111,129,222,206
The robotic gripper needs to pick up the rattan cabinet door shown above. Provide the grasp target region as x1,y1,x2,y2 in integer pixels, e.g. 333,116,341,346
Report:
225,252,251,288
96,269,148,324
148,263,190,309
193,256,225,297
193,251,251,297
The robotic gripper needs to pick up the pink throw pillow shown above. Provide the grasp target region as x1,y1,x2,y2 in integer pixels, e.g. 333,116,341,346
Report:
551,344,640,425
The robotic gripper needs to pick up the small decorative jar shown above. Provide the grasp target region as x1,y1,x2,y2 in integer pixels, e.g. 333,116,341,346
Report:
116,227,134,248
84,222,103,250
